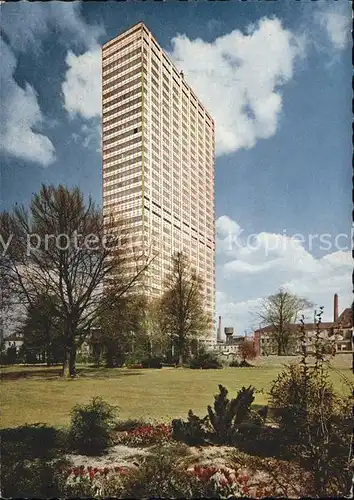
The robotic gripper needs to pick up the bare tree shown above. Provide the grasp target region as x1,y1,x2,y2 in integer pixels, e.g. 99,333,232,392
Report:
0,184,153,377
157,252,212,365
256,288,313,355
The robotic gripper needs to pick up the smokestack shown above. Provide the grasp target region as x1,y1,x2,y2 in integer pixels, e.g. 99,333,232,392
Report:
334,293,338,322
217,316,222,342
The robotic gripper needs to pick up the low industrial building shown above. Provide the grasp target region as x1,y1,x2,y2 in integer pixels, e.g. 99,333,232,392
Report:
253,294,352,356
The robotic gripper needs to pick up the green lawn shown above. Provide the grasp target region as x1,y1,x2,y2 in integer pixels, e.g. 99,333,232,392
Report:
1,355,352,429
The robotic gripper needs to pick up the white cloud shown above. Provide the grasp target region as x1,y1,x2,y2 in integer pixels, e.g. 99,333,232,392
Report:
62,48,102,119
1,1,105,53
215,215,352,333
168,17,305,156
216,292,262,336
1,1,105,166
70,122,101,153
62,47,102,156
216,215,241,237
315,2,351,50
0,39,55,166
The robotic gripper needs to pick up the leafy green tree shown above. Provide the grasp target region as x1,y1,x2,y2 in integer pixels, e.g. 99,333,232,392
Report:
157,252,212,365
100,293,150,367
20,294,64,364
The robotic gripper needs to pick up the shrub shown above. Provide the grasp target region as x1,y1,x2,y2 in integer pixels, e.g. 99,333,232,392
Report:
3,457,69,498
1,423,67,461
269,312,353,496
270,363,351,494
1,424,69,498
207,385,258,444
239,359,254,367
124,348,147,367
270,364,315,444
234,422,282,458
120,450,197,499
141,355,163,368
239,340,257,362
229,358,239,367
69,397,117,455
172,410,209,446
189,350,222,369
172,385,264,447
5,345,18,364
125,362,143,369
119,451,255,499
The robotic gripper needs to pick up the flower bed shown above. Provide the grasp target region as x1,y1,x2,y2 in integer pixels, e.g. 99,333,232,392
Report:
67,464,131,479
64,464,131,497
114,423,172,446
188,464,273,498
64,462,274,498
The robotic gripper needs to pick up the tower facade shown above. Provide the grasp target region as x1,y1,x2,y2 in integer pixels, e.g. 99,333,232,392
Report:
102,22,215,328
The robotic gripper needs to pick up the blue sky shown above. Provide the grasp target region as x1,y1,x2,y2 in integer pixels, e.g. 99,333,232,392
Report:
0,0,351,335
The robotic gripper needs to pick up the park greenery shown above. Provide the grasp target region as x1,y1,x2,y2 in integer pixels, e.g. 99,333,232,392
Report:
1,185,211,372
1,346,352,497
1,184,353,497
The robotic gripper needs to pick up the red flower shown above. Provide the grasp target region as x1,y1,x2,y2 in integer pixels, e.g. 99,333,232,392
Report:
89,470,95,480
73,467,80,476
194,465,203,475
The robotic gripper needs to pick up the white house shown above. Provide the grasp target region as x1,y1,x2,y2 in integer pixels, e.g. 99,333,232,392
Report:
2,332,24,351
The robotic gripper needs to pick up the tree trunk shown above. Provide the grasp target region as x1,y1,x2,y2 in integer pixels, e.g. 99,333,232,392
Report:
69,344,77,376
106,348,114,368
62,341,76,377
178,353,184,366
277,334,283,356
62,348,70,378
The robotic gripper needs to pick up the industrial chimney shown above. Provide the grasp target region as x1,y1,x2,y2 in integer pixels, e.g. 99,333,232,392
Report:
217,316,222,342
334,293,338,322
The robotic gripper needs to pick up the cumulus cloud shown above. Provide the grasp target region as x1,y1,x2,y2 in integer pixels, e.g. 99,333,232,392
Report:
0,39,55,166
215,215,352,333
1,1,105,53
168,17,305,156
1,1,104,166
62,48,102,119
61,46,102,155
314,1,351,50
216,215,242,237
